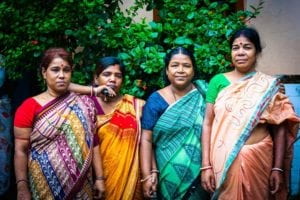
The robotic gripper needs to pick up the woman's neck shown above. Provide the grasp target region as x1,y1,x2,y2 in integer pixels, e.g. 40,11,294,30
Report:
233,68,256,78
170,83,194,100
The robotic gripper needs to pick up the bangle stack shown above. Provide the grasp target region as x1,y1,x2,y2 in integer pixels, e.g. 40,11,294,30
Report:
271,167,284,173
200,166,212,171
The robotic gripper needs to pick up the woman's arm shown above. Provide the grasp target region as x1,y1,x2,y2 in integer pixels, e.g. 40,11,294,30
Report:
14,127,31,200
92,146,106,199
68,83,116,97
140,129,157,198
201,103,216,193
269,123,286,194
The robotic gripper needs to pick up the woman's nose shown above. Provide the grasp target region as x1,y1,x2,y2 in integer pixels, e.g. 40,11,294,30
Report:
58,70,65,78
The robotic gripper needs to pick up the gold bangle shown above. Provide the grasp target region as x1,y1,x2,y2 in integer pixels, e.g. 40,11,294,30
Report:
271,168,284,173
95,176,106,181
150,169,160,174
90,86,94,96
94,87,98,96
140,174,152,183
16,179,29,185
200,166,212,171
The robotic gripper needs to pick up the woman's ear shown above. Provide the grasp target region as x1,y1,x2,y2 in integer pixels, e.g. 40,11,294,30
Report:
93,74,98,85
42,67,47,79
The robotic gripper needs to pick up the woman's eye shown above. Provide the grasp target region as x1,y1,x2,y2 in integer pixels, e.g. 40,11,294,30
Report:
102,72,110,77
51,68,60,72
64,68,72,72
244,46,252,50
115,74,122,78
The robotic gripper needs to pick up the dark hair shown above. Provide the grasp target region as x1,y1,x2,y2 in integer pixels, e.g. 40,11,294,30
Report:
94,56,125,77
40,48,73,70
230,27,262,54
163,46,199,85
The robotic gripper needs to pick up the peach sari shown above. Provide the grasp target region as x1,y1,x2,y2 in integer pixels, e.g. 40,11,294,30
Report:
210,72,299,200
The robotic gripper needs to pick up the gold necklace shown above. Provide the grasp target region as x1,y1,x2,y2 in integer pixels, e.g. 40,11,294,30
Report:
171,84,193,102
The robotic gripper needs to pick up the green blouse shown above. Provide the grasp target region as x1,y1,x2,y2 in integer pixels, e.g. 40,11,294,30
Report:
206,73,230,103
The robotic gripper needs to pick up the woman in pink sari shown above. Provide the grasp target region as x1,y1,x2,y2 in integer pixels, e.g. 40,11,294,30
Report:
14,48,105,200
201,27,300,200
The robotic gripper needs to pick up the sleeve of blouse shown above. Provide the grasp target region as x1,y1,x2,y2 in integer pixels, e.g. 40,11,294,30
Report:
141,93,164,131
206,74,221,104
14,98,40,128
260,92,300,125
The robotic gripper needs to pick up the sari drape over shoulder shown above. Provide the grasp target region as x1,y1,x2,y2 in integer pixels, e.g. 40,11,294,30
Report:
95,94,144,200
0,96,12,195
29,92,96,200
153,80,208,199
210,72,300,200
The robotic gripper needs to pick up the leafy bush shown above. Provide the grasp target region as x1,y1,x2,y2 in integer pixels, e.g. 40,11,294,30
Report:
0,0,263,98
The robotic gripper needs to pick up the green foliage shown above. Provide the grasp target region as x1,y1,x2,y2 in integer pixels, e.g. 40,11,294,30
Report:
0,0,263,98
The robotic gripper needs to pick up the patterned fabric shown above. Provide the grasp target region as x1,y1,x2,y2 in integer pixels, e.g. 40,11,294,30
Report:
152,80,208,199
210,72,300,200
28,92,96,200
94,94,145,200
0,96,12,195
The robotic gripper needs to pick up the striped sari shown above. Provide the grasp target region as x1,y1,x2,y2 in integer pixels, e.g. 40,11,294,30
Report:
28,92,96,200
153,80,208,199
210,72,299,200
94,94,144,200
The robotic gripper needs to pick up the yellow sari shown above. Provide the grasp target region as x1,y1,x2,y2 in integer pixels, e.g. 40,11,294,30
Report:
92,94,144,200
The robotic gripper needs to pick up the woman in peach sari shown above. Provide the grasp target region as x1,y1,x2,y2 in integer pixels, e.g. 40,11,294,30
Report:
201,27,300,200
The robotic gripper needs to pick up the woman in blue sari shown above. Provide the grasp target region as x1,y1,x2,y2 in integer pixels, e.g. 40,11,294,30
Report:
140,47,209,199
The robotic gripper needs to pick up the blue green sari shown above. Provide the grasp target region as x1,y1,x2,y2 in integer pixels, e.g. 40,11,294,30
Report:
152,80,208,199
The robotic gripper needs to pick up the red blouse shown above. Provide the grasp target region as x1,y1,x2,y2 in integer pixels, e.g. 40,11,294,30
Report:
14,97,42,128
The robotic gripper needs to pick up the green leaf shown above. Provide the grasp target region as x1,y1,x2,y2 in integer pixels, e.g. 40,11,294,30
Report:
187,12,195,20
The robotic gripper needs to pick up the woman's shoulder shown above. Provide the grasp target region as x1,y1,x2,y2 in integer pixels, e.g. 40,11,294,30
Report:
19,97,40,108
146,90,164,102
210,73,226,82
256,71,277,81
123,94,145,104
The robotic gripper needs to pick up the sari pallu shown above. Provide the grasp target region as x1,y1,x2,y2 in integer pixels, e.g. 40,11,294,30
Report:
0,96,12,195
29,92,96,200
153,80,208,200
96,94,144,200
210,72,299,200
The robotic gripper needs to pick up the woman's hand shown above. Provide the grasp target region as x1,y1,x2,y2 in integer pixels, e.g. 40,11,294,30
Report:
94,85,116,98
270,171,283,195
17,182,31,200
93,180,105,199
142,174,158,199
201,168,216,193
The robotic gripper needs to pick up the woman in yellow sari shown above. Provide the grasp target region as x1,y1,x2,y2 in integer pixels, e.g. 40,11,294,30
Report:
201,27,300,200
70,57,145,199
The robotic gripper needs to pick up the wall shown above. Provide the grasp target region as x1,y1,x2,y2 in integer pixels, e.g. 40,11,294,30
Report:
246,0,300,75
120,1,153,22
